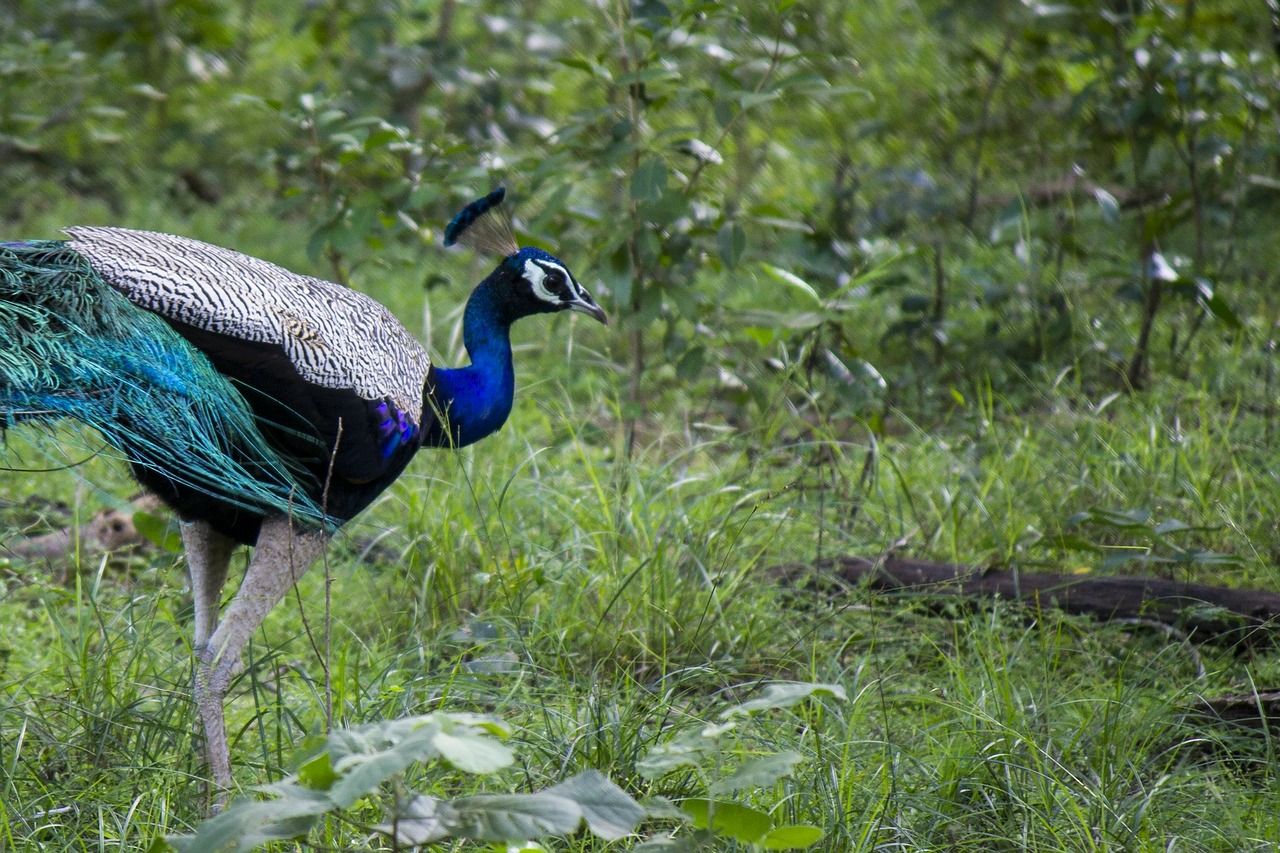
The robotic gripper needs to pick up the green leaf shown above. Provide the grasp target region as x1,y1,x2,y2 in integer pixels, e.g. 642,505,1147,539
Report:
545,771,645,840
168,789,331,853
718,222,746,268
323,716,446,808
675,347,706,381
1151,518,1195,536
679,798,771,843
642,796,693,822
375,794,449,845
638,730,713,779
631,157,668,202
1093,187,1120,224
1185,550,1242,566
760,264,821,306
296,750,339,791
132,510,182,552
1203,292,1242,329
1078,508,1151,530
1044,534,1104,555
432,728,515,774
447,791,583,841
709,752,804,795
733,309,826,330
720,682,848,718
761,825,825,849
616,67,682,86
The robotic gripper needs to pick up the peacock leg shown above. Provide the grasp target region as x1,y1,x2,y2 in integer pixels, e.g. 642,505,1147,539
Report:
181,520,236,651
193,514,326,808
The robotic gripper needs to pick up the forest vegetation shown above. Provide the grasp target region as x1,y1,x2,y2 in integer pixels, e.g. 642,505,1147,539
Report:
1,1,1278,849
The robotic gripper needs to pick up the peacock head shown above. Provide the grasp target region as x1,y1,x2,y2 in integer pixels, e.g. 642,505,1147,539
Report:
446,188,607,327
498,247,606,325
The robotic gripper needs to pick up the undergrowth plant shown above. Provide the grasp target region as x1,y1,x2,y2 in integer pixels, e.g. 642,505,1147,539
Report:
635,682,843,852
167,682,842,853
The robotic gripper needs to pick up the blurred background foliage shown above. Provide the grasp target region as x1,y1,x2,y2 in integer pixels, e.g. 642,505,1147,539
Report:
2,0,1277,436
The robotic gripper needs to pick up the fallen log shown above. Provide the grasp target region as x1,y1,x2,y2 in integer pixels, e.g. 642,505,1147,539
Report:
771,554,1280,645
1192,691,1280,739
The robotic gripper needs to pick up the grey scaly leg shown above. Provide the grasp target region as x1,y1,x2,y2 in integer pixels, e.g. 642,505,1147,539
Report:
181,520,236,652
193,514,326,807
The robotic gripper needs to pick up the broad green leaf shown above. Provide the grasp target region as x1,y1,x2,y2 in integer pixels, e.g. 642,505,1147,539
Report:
720,682,848,718
1044,534,1104,555
132,510,182,552
1203,292,1242,329
631,157,668,202
676,346,705,381
637,732,712,779
437,713,513,739
679,798,771,843
644,186,690,226
709,752,804,795
1152,519,1196,536
296,750,339,791
432,729,514,774
732,309,826,330
761,825,825,849
642,797,693,822
1102,550,1153,571
761,264,821,306
375,794,450,845
555,55,612,81
364,128,403,150
1079,508,1151,529
718,222,746,268
546,771,645,840
324,716,446,808
169,788,330,853
447,792,583,841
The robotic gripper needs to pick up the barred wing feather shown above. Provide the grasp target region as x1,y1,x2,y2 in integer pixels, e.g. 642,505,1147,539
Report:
65,227,432,418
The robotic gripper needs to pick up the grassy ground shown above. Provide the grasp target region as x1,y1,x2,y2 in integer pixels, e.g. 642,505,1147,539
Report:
2,203,1279,850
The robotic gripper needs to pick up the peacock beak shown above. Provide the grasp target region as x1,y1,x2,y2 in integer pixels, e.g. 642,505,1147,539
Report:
568,286,608,325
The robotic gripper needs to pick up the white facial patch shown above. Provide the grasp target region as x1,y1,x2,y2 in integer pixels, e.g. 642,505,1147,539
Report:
523,258,573,306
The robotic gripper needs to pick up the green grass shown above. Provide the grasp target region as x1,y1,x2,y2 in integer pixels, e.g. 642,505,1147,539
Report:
3,201,1280,851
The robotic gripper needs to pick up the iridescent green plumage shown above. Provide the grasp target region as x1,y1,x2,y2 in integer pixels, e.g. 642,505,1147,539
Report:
0,240,328,526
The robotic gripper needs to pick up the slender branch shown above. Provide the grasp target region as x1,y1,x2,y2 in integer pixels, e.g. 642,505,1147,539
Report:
962,27,1015,230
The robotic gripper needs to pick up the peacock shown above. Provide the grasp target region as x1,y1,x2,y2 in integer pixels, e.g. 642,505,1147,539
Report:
0,188,606,797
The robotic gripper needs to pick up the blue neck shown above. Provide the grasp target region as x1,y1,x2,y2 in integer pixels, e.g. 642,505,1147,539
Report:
429,279,515,448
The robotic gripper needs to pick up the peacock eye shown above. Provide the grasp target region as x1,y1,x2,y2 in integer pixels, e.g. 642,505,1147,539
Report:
545,270,566,291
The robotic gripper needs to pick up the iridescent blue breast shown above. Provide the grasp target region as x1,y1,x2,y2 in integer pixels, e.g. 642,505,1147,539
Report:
373,398,420,458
